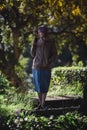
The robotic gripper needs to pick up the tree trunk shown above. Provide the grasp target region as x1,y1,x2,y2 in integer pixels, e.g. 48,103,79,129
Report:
2,64,22,87
12,29,22,63
1,29,23,87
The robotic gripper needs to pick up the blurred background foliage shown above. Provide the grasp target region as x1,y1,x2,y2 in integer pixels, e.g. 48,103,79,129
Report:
0,1,87,129
0,0,87,87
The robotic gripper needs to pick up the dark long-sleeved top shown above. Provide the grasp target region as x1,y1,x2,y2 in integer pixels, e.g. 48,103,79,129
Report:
30,37,57,70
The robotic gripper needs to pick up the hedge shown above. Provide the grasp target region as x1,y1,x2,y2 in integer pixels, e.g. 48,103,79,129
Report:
50,67,87,96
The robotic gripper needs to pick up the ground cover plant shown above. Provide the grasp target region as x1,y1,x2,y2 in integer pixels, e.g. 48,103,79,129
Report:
0,109,87,130
0,67,87,129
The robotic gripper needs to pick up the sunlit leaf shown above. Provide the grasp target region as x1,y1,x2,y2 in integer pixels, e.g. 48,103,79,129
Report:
72,6,81,16
58,0,63,7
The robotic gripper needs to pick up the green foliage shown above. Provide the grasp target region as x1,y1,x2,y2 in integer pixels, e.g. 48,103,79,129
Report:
0,73,34,116
0,0,50,86
49,67,87,97
0,111,87,130
0,73,11,94
0,0,87,86
0,69,87,130
54,112,87,130
15,56,29,79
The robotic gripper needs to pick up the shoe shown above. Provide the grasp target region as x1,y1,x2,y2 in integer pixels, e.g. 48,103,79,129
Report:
35,104,41,110
41,105,48,111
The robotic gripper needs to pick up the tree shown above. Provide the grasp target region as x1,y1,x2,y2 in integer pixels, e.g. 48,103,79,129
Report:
45,0,87,65
0,0,48,87
0,0,87,87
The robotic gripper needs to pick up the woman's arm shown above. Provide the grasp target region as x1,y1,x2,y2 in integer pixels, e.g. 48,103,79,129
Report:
30,37,37,58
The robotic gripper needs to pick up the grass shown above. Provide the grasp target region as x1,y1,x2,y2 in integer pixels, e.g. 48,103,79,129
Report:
48,82,83,97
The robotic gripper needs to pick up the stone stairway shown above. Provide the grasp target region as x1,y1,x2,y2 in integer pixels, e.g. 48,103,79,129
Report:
32,96,82,117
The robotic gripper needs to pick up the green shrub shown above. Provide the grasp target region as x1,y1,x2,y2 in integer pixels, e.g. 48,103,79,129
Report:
0,72,34,115
49,67,87,97
0,111,87,130
0,73,11,94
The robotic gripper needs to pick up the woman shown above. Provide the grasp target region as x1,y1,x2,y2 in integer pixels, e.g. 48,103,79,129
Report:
31,25,57,110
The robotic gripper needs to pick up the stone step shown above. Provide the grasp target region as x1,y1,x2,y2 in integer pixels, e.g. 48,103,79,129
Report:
46,98,82,108
33,96,82,108
31,106,80,117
